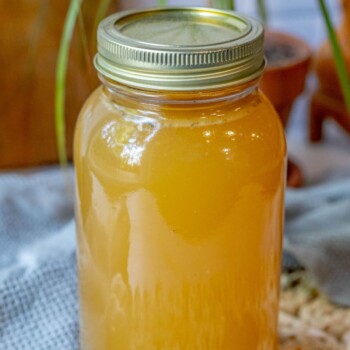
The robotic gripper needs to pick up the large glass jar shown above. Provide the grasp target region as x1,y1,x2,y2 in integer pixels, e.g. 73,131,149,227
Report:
74,7,286,350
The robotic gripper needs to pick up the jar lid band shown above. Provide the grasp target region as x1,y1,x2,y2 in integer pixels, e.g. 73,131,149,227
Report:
95,7,265,91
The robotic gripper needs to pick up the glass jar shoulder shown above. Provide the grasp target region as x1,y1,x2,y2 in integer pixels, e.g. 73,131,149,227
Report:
232,88,287,162
74,86,286,177
74,85,118,160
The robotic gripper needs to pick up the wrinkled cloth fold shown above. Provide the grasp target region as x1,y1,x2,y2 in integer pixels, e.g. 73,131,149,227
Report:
0,169,77,350
1,167,350,349
284,179,350,306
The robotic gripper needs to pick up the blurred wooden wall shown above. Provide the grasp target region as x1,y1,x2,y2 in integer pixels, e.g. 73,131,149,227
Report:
0,0,121,169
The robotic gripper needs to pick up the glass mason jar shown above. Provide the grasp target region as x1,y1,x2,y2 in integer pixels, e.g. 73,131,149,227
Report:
74,7,286,350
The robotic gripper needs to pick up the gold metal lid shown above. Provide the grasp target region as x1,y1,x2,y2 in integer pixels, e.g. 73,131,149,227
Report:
95,7,265,91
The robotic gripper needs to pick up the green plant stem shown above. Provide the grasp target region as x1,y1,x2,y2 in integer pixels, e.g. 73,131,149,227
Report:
92,0,111,50
319,0,350,115
55,0,81,166
211,0,235,10
257,0,268,26
78,9,92,70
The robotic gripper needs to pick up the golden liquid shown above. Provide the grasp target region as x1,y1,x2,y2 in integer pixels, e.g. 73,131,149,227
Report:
74,85,286,350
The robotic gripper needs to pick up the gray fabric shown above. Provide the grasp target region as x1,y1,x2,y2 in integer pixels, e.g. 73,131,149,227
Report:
284,179,350,306
1,166,350,349
0,168,77,350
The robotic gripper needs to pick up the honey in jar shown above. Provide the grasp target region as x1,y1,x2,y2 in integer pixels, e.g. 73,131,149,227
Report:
74,7,286,350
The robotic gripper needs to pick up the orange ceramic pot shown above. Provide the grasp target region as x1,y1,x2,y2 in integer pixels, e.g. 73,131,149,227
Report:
261,31,312,127
261,30,312,188
310,0,350,141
